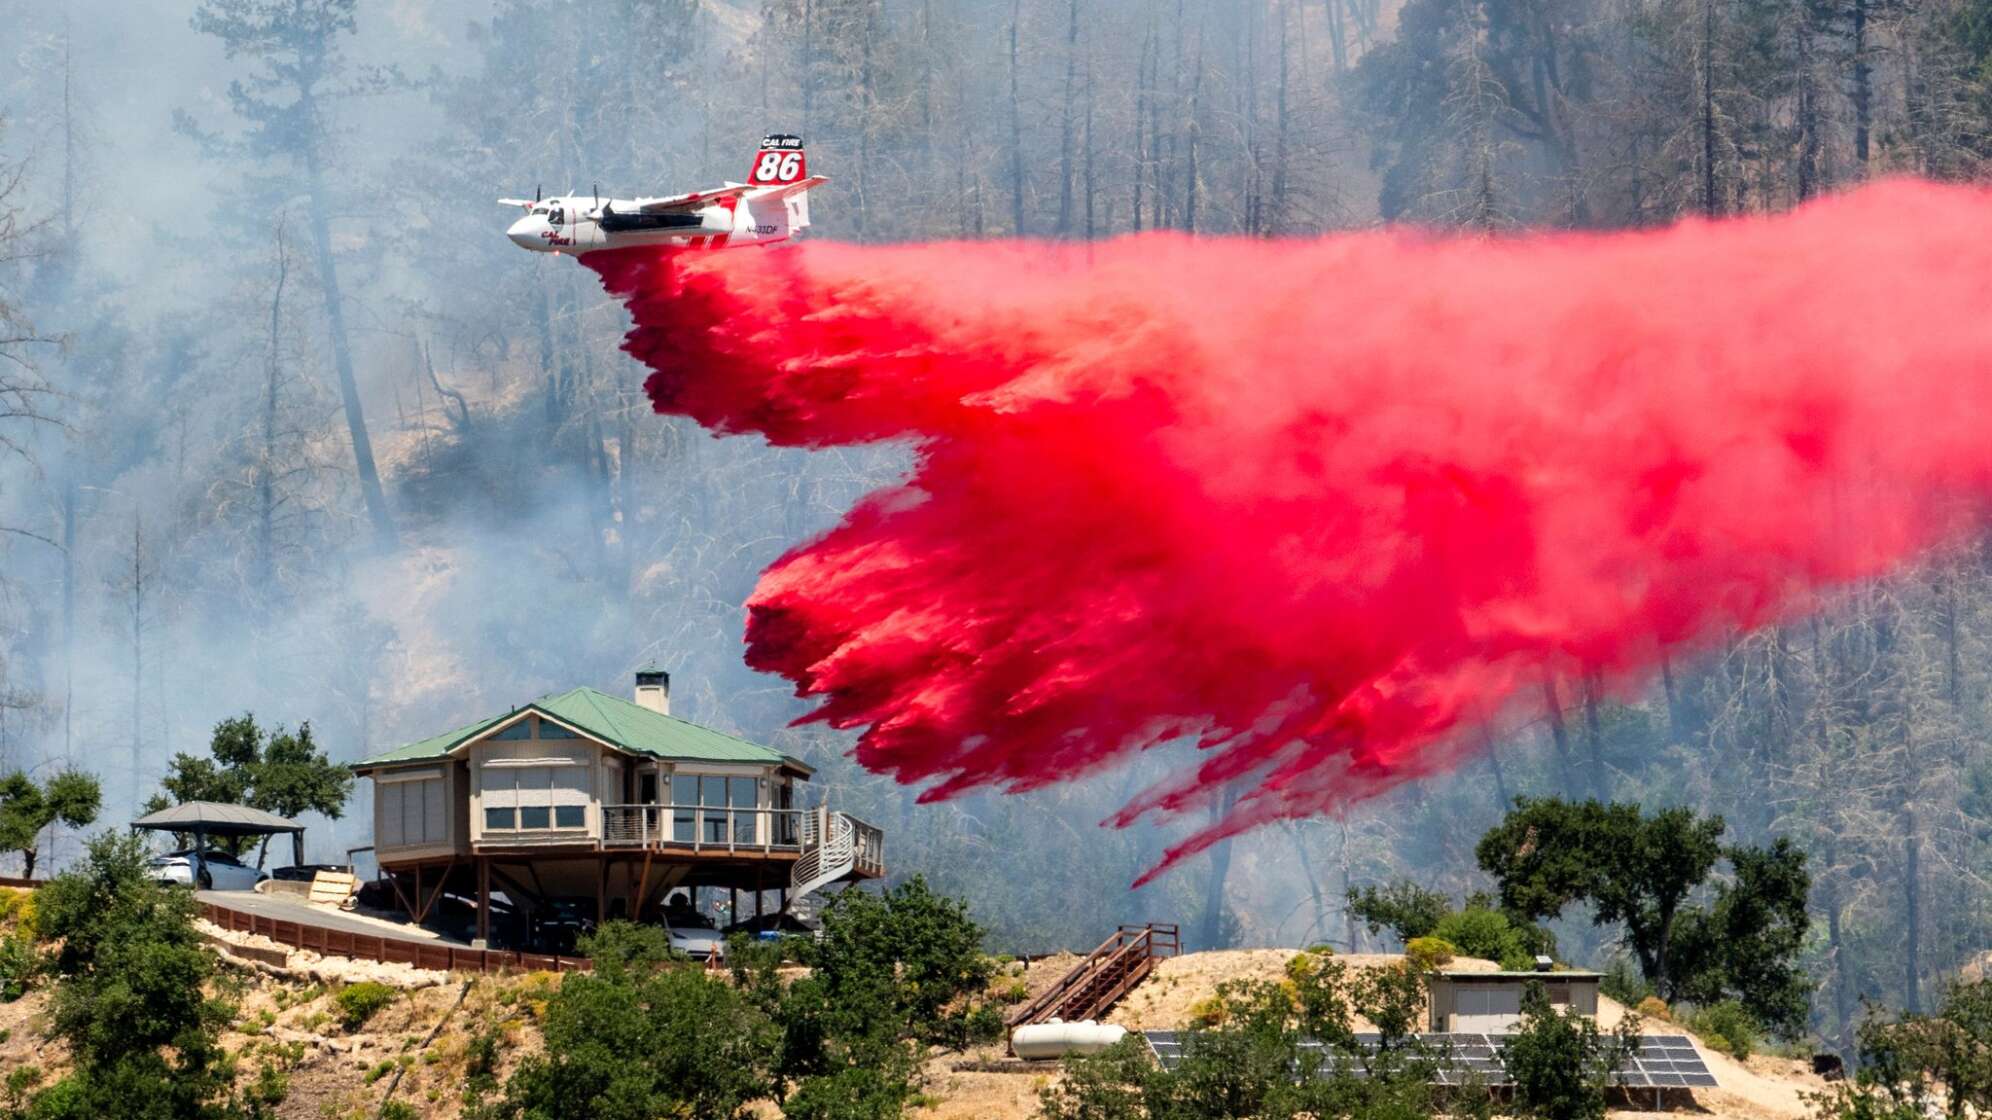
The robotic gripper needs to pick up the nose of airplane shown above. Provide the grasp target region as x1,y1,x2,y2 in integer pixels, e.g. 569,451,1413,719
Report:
507,216,541,250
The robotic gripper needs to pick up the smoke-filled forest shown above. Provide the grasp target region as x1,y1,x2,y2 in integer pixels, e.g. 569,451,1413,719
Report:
2,0,1992,1061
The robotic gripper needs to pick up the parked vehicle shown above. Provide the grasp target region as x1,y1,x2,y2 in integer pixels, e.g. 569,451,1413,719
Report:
724,912,818,939
665,912,725,959
269,863,350,883
528,898,596,956
149,849,268,891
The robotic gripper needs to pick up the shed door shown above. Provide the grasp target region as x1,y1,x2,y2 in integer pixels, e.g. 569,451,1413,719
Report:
1453,986,1524,1032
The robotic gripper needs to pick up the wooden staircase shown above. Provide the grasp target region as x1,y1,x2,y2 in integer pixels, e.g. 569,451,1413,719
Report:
1006,923,1180,1046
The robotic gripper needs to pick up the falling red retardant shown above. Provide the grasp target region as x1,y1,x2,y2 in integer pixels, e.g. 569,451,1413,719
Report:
587,180,1992,884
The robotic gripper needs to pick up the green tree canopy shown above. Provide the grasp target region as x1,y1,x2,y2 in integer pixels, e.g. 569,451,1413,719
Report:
0,769,100,879
1476,798,1810,1036
154,713,350,858
28,832,237,1119
496,921,774,1120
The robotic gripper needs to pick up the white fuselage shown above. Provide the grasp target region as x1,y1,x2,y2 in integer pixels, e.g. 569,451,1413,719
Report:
506,191,791,256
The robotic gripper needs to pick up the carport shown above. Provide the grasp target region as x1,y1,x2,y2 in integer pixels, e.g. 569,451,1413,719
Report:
130,801,306,869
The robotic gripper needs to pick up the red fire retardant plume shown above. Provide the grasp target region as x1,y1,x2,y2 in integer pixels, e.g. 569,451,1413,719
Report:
587,181,1992,883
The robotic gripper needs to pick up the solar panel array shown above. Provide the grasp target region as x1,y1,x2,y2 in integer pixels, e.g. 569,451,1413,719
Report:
1140,1032,1717,1090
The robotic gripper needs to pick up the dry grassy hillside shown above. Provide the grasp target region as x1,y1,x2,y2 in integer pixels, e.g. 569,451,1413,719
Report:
0,932,1832,1120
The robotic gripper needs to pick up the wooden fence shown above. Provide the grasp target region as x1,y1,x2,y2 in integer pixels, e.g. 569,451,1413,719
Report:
199,901,593,975
0,878,747,977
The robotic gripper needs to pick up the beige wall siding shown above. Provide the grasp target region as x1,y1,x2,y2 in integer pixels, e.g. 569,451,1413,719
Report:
469,717,601,843
373,763,468,861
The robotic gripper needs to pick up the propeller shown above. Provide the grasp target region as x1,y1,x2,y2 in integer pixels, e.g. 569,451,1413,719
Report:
535,184,542,203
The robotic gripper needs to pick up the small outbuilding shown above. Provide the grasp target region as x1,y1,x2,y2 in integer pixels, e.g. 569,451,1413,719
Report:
1427,961,1603,1032
131,800,306,868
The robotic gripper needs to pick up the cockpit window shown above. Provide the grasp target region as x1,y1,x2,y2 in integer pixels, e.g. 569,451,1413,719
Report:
549,207,564,226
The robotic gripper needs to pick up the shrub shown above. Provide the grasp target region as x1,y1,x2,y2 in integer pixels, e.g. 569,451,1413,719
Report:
335,982,397,1031
498,949,775,1120
0,935,36,1001
1404,936,1457,971
0,889,36,940
1431,907,1535,969
1036,1037,1153,1120
1688,999,1759,1059
1601,955,1654,1007
1347,880,1452,944
1186,994,1229,1028
29,832,237,1118
1635,996,1673,1022
992,977,1029,1004
1304,943,1336,956
1815,979,1992,1120
379,1101,418,1120
1039,966,1454,1120
244,1062,288,1116
1501,984,1640,1120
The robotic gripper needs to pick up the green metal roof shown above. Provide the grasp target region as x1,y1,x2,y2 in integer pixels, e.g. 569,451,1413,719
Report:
354,686,788,771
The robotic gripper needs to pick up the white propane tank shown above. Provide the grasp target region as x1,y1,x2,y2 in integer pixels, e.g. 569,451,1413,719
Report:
1012,1019,1129,1060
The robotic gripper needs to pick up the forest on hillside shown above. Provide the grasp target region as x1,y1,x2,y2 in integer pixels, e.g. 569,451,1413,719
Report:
1,0,1991,1060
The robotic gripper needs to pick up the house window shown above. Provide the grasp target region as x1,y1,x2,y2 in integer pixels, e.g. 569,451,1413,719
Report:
538,722,578,739
490,721,533,741
378,770,446,848
669,772,761,843
482,762,589,833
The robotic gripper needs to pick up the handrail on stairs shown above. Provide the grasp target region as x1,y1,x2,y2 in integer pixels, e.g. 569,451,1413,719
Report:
1006,922,1181,1032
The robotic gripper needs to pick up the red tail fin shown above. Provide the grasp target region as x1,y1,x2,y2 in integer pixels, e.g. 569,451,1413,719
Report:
747,134,808,187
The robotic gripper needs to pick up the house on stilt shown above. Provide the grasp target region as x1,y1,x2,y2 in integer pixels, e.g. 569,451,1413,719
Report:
351,669,884,948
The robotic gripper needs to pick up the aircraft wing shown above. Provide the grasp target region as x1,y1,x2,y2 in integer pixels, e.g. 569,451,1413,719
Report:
634,183,756,214
498,197,536,209
760,174,829,200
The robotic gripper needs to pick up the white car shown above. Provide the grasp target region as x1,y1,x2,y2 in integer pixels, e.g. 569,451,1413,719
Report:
666,915,725,960
149,849,269,891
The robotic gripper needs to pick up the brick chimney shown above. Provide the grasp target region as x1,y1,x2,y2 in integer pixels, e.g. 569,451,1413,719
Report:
634,667,671,716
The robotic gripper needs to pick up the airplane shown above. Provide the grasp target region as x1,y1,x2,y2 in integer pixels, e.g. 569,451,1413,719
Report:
500,134,828,256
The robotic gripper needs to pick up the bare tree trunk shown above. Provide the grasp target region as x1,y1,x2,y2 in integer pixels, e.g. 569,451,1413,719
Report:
1184,51,1203,233
1133,25,1152,231
1287,823,1332,946
1324,0,1348,74
258,224,289,602
1852,0,1871,167
302,135,396,550
1904,811,1922,1013
1197,782,1242,950
1660,653,1683,741
60,477,75,759
1056,0,1080,235
1083,37,1097,240
1823,863,1856,1061
1270,0,1291,235
857,1,878,237
1699,0,1719,218
1008,0,1029,236
1482,724,1510,809
801,0,816,140
422,342,471,434
1942,564,1963,708
1543,677,1579,798
1339,812,1359,950
1582,671,1607,799
1795,0,1819,200
129,516,146,788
